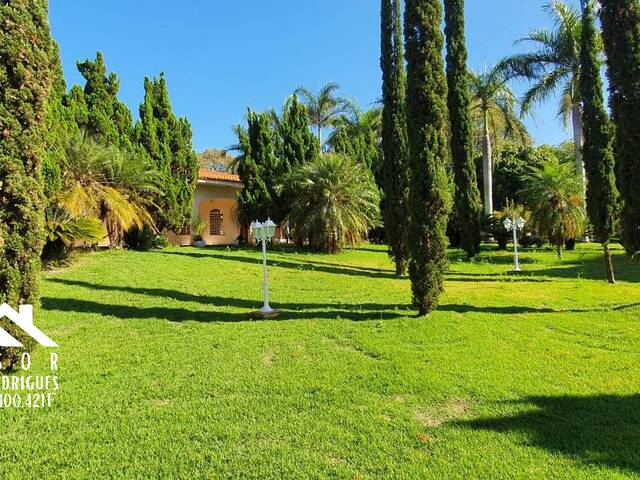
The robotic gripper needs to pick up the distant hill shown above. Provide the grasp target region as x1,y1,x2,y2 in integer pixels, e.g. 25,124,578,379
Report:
198,149,237,173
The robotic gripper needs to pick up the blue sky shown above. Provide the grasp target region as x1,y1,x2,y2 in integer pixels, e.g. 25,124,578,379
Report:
50,0,581,152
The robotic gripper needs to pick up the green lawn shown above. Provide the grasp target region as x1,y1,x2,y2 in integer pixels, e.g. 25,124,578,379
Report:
1,243,639,479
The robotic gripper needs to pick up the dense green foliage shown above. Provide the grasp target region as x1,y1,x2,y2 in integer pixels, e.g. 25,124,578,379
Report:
599,0,640,257
0,244,637,477
487,142,563,210
380,0,410,274
278,95,318,172
75,52,134,150
579,0,618,282
0,0,56,369
42,40,78,200
444,0,483,258
236,110,279,227
404,0,451,315
522,157,585,257
135,74,199,231
328,108,381,173
286,154,380,253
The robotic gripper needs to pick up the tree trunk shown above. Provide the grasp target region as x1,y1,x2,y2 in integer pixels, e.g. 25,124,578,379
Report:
317,124,322,154
395,256,406,276
571,103,586,194
557,244,563,259
482,111,493,216
603,242,616,284
572,102,590,242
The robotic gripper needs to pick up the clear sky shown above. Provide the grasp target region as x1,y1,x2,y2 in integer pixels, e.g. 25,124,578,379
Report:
49,0,581,153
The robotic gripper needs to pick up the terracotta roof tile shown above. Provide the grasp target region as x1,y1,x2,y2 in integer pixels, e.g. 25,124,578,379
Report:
198,168,242,184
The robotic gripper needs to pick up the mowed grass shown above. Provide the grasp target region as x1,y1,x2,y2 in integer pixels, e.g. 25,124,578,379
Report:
1,243,639,479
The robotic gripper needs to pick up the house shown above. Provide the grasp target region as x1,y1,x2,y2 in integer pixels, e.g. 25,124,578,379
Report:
167,168,244,246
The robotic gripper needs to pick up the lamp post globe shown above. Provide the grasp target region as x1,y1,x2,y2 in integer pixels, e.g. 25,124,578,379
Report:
263,218,276,240
252,220,264,241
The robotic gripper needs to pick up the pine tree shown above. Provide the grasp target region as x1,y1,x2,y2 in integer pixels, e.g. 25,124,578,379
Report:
278,95,318,172
0,0,56,369
580,0,618,282
276,95,318,223
236,110,278,228
328,109,382,174
380,0,410,275
76,52,134,150
444,0,483,258
599,0,640,257
136,74,199,231
405,0,452,315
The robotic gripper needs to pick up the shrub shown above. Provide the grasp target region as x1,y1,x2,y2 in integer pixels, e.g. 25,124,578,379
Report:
286,154,380,253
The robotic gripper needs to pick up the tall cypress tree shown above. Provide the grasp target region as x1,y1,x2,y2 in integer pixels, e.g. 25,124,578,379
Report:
444,0,482,258
76,52,134,150
236,110,278,228
278,95,318,172
405,0,452,315
380,0,410,275
277,95,318,222
136,74,199,231
0,0,56,368
580,0,618,282
599,0,640,257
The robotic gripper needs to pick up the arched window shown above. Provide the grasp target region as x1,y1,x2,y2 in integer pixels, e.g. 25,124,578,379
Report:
209,209,223,236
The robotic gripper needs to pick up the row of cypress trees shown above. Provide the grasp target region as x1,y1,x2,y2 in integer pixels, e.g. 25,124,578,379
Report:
381,0,640,311
573,0,640,283
579,0,618,283
381,0,480,314
598,0,640,259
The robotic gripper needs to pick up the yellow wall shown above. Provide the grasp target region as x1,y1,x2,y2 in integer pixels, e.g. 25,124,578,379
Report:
166,182,242,246
194,182,242,245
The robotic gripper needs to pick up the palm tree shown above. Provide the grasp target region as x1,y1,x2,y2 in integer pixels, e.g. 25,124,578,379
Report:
521,157,585,258
285,154,380,253
294,82,353,152
58,133,161,247
498,0,586,186
470,66,528,215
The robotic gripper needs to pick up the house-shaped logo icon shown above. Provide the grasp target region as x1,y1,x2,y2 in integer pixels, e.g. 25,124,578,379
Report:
0,304,58,348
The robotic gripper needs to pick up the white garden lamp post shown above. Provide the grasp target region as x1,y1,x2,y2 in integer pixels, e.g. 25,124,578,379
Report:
251,218,278,317
503,216,526,272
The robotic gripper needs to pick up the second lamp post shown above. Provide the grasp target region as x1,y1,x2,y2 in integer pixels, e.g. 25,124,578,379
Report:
251,218,277,315
503,216,526,272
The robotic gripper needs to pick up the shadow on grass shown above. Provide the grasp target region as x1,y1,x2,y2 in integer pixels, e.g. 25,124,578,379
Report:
452,394,640,474
153,250,399,279
445,274,552,283
534,253,639,282
46,278,640,322
41,296,411,323
439,302,640,315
